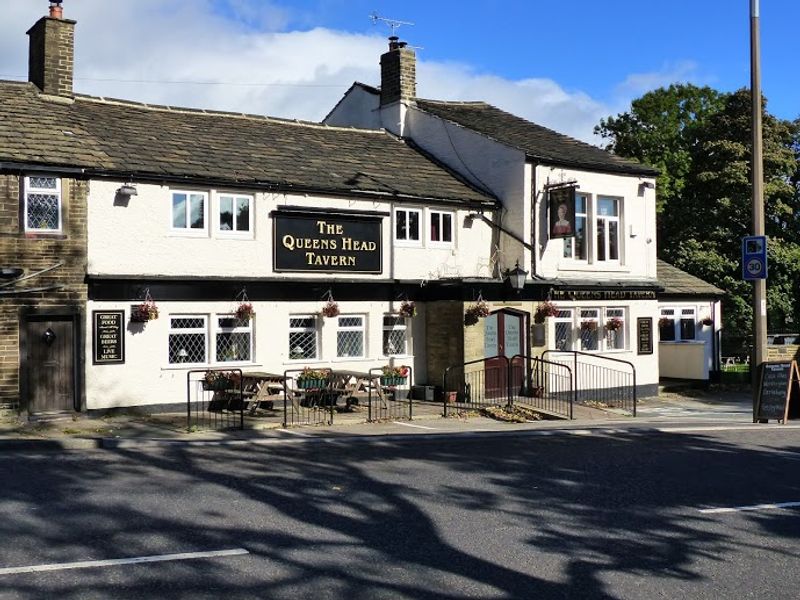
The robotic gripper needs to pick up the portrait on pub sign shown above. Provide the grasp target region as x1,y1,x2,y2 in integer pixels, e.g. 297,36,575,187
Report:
548,186,576,239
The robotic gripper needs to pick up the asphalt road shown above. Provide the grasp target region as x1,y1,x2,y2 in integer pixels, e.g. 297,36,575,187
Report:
2,425,800,599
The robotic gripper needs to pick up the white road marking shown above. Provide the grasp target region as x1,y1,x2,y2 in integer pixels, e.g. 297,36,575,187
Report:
699,501,800,515
276,428,311,437
392,421,438,430
0,548,249,576
658,425,800,433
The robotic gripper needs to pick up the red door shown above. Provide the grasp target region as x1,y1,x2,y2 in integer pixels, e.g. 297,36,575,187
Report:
484,309,526,399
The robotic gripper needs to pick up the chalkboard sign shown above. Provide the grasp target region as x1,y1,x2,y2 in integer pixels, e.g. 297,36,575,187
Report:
756,361,798,423
637,317,653,355
93,310,125,364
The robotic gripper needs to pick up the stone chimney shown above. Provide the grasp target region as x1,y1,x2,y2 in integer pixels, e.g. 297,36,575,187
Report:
27,1,76,98
380,36,416,105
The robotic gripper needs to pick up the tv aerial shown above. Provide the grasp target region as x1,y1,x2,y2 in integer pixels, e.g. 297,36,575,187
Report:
369,12,414,37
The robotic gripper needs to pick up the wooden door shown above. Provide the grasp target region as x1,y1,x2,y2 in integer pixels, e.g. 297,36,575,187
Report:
25,317,75,413
484,310,526,399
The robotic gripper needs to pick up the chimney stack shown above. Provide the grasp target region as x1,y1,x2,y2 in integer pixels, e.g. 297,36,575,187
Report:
380,36,416,106
27,1,76,98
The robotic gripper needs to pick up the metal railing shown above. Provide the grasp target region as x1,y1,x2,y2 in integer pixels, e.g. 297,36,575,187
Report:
542,350,637,416
186,368,244,432
368,366,413,422
282,368,335,427
510,354,574,419
442,356,510,416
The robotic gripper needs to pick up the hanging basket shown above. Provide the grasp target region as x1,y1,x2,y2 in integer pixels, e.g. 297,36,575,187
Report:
533,301,558,324
398,300,417,318
235,302,255,321
131,301,159,323
321,299,340,318
464,299,490,326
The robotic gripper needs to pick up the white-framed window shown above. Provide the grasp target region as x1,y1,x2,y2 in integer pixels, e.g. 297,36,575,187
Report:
604,307,626,350
214,315,253,363
553,309,574,351
552,306,627,352
24,175,62,233
217,193,252,236
596,196,620,262
383,315,408,356
336,315,366,358
579,308,601,351
394,208,422,245
429,210,454,246
563,194,588,261
289,315,320,360
168,316,208,365
171,191,207,233
660,307,696,341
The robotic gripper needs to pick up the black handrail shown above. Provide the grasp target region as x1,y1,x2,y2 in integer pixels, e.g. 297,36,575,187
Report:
186,368,244,431
510,354,574,419
368,365,413,422
442,355,509,416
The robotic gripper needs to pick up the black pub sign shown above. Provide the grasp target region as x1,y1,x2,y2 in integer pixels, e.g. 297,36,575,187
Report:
93,310,125,364
273,212,382,273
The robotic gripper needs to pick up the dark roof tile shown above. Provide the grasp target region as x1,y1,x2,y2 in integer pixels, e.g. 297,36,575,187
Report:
657,260,725,297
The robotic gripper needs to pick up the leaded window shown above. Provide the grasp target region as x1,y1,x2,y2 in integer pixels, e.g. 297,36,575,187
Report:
24,176,61,232
579,308,600,351
605,307,626,350
553,309,574,351
289,316,319,360
383,315,408,356
337,315,365,358
215,315,252,362
169,316,207,364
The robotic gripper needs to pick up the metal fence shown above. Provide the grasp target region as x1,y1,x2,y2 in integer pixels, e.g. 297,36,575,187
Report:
282,368,335,427
509,354,574,419
368,366,413,422
186,368,244,432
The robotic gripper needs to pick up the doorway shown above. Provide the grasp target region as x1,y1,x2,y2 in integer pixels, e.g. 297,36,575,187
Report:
23,315,78,413
483,308,528,398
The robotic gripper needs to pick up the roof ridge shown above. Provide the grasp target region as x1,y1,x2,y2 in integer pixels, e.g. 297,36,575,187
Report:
73,93,388,134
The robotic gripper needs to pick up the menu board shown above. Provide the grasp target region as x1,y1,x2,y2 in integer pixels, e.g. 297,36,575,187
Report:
756,361,798,423
93,310,125,364
637,317,653,355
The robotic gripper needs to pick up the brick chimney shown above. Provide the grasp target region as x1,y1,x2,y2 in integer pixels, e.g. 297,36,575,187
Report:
27,1,76,98
380,36,416,105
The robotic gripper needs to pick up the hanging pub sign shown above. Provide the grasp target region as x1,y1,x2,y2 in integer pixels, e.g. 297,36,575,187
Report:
92,310,125,364
273,212,382,273
548,186,577,240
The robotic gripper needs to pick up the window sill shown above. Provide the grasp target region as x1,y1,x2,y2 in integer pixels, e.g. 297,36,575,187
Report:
162,362,262,371
659,340,702,345
216,232,254,240
168,230,209,238
394,240,423,248
24,231,66,239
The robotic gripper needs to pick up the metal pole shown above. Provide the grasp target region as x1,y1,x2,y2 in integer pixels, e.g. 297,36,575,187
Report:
751,0,767,421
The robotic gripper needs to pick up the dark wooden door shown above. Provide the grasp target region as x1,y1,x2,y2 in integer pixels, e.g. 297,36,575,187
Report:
25,318,75,413
484,310,526,399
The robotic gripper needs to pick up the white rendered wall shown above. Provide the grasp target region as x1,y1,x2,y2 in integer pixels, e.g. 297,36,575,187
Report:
85,300,427,410
324,86,382,130
658,299,720,380
87,180,495,281
534,165,657,281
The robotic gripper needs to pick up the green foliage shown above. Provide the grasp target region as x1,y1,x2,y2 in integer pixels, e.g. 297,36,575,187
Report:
597,85,800,352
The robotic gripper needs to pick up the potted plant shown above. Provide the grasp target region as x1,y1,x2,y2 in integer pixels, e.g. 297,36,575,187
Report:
464,299,490,326
131,300,159,323
297,367,329,389
235,301,255,321
534,301,559,324
202,370,237,391
321,299,340,318
380,365,409,386
701,316,713,327
398,300,416,318
605,317,623,332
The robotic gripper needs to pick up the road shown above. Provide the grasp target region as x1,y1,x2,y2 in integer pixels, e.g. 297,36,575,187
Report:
1,424,800,599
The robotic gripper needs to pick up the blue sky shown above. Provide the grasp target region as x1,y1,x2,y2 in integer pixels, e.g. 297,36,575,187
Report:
1,1,796,142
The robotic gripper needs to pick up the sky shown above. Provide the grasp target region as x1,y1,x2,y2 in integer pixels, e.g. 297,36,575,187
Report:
0,0,797,144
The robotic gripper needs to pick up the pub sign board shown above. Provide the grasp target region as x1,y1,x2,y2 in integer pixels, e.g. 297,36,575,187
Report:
273,213,382,273
637,317,653,355
756,361,799,423
548,186,577,240
93,310,125,365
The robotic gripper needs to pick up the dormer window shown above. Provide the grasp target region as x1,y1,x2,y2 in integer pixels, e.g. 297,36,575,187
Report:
24,176,62,233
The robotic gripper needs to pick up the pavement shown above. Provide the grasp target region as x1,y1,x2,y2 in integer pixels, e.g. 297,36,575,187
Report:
0,385,764,451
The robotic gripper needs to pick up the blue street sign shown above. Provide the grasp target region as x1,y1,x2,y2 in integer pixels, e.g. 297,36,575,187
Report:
742,235,768,280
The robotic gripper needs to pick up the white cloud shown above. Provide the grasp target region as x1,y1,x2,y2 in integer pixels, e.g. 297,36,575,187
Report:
615,60,702,97
0,0,696,144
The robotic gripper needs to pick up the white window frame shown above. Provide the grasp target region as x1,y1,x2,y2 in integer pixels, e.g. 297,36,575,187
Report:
552,306,628,353
660,307,696,341
288,315,320,361
216,193,253,238
213,314,254,364
24,175,62,233
595,196,621,263
382,314,409,357
553,308,574,351
563,193,588,261
336,314,366,359
428,209,455,247
394,207,422,246
604,307,627,351
170,190,208,235
168,315,209,366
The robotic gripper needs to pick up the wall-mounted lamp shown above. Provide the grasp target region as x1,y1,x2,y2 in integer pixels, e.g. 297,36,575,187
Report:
638,181,655,196
116,183,138,197
0,267,24,280
504,261,528,292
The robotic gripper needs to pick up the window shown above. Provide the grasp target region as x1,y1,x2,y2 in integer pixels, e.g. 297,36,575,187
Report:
579,308,600,351
169,316,207,364
552,307,627,352
395,208,421,244
605,307,626,350
172,191,207,232
596,196,620,262
660,307,695,341
215,315,252,362
337,315,365,358
429,210,454,245
218,194,252,235
383,315,408,356
24,176,62,232
563,194,588,260
553,309,574,351
289,315,319,360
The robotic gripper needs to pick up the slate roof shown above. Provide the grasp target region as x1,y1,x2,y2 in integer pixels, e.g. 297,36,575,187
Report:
657,259,725,297
0,81,495,206
415,99,659,176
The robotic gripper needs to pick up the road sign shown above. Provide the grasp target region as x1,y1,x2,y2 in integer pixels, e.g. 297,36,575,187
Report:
742,235,767,280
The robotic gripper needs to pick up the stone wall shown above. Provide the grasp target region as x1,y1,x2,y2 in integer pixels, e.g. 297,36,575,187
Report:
0,174,87,408
767,344,800,362
424,301,465,388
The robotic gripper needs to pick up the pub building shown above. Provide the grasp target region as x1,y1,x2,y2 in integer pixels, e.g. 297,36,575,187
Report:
0,3,721,416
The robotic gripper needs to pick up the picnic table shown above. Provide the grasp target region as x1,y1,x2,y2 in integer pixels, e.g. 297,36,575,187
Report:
239,371,287,414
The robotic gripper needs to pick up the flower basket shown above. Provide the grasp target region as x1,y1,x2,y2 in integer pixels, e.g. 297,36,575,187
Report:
605,317,623,332
297,368,330,389
131,301,159,323
701,317,713,327
398,300,417,318
235,302,255,321
298,378,327,390
533,301,558,324
202,371,237,391
321,300,340,318
464,300,490,326
658,317,673,329
380,376,407,386
580,321,598,332
381,365,409,386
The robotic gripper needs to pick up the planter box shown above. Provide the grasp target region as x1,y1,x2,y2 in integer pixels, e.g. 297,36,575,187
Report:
298,378,326,389
380,376,407,386
202,379,231,391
